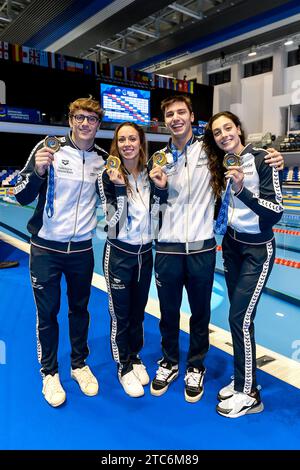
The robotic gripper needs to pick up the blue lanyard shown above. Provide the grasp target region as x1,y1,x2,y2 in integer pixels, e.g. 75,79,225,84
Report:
214,179,231,235
46,164,55,218
170,136,194,163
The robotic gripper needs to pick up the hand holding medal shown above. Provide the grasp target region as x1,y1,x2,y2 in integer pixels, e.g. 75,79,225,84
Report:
223,152,241,170
44,136,61,153
149,151,168,188
223,153,244,194
106,155,125,185
106,155,121,171
35,136,60,177
152,150,167,167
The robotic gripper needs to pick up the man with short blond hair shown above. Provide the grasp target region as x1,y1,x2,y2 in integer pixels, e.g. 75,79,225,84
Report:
14,96,107,407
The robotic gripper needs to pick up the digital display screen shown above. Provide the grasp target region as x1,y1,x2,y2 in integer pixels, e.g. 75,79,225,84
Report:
100,83,150,124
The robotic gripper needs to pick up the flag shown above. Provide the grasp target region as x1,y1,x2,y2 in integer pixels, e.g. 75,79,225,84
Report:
139,71,151,85
12,44,21,62
83,60,93,75
39,50,49,67
177,79,184,92
165,77,172,89
29,48,40,65
188,80,194,94
113,65,126,80
55,54,65,70
75,61,84,73
0,41,9,60
65,60,75,72
48,52,56,69
102,61,113,77
21,46,30,63
127,68,135,82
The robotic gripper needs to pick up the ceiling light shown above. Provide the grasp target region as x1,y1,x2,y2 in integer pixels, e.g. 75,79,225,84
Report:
168,3,203,20
248,46,257,57
128,26,158,39
96,44,126,55
284,39,294,46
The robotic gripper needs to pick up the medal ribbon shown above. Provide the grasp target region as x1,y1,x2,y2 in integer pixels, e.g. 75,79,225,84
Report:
214,179,231,235
46,164,55,218
170,136,194,163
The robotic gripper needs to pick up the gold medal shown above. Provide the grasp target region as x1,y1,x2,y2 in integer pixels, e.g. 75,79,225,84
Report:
106,155,121,171
44,136,61,152
223,153,241,170
152,150,167,167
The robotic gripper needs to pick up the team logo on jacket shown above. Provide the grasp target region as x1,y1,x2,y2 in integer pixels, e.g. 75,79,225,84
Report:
196,154,208,167
62,160,69,166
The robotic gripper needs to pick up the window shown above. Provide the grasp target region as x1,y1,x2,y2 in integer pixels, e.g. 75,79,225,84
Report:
287,49,300,67
208,69,231,86
244,57,273,77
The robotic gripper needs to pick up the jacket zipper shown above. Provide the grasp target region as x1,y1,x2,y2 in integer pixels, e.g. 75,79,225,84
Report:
185,149,190,253
67,151,85,253
135,176,148,282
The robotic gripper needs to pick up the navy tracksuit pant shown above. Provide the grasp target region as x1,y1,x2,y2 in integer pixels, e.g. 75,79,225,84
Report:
154,249,216,371
103,242,153,376
222,233,275,394
30,244,94,376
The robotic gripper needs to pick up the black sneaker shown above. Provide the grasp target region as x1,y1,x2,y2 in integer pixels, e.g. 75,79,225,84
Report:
150,362,179,396
184,367,205,403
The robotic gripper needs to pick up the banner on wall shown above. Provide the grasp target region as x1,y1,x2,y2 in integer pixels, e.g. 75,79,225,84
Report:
0,105,40,123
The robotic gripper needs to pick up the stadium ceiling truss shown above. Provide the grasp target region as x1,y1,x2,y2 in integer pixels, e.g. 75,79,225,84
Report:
0,0,299,74
81,1,242,63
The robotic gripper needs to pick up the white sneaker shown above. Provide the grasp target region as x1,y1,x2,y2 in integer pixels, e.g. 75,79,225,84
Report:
42,373,66,407
71,365,99,396
216,390,264,418
218,379,261,401
120,370,144,397
218,379,235,401
132,363,150,385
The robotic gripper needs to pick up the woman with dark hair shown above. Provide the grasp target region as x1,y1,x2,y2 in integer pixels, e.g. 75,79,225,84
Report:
98,122,168,398
203,111,284,418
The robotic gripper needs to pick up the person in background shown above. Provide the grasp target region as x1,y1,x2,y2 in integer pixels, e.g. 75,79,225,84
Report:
203,111,283,418
98,122,168,398
150,95,284,404
14,96,107,407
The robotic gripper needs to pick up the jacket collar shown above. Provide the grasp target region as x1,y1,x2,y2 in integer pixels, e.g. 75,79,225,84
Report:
67,132,96,152
166,133,197,153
